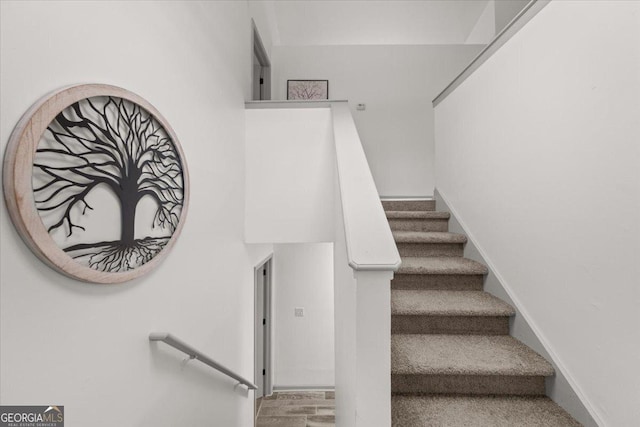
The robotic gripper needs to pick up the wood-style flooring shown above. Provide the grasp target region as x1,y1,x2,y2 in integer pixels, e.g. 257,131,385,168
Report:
256,391,335,427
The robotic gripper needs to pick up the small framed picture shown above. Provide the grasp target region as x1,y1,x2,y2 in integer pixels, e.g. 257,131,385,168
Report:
287,80,329,100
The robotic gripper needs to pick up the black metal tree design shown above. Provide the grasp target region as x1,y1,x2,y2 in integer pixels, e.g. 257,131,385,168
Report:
32,96,185,272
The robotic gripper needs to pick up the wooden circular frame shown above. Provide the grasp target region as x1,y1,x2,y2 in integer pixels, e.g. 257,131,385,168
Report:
3,84,190,284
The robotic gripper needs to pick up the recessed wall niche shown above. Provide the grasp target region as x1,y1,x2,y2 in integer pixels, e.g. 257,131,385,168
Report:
3,84,189,283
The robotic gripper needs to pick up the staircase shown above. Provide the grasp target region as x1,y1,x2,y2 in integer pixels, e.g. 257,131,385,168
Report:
383,199,581,426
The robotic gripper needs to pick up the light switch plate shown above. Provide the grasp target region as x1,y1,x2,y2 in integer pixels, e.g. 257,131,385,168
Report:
294,307,304,317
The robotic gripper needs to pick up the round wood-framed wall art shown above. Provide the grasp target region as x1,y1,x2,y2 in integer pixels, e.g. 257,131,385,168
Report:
3,84,189,284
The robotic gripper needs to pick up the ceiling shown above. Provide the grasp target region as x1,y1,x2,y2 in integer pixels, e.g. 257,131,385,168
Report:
267,0,492,46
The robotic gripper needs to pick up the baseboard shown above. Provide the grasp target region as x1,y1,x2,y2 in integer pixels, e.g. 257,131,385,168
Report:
273,385,335,392
435,188,601,427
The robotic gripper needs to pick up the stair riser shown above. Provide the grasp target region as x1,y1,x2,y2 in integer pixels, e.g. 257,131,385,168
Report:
396,243,463,257
388,219,448,232
392,315,510,335
382,200,435,211
391,375,546,396
392,274,484,291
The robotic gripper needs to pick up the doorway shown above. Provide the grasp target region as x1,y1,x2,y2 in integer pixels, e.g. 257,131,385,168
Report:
255,256,273,402
252,20,271,101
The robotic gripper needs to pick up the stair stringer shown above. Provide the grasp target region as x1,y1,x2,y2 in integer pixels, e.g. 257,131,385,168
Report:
434,188,600,427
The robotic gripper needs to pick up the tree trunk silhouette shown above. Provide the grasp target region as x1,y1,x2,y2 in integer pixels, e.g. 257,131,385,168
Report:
120,197,138,245
119,161,142,245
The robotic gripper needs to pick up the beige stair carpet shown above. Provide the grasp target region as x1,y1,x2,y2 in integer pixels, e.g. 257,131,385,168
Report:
383,199,581,426
392,290,515,335
392,395,581,427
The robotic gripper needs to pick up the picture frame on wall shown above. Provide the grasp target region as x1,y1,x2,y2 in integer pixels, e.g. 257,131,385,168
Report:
287,80,329,100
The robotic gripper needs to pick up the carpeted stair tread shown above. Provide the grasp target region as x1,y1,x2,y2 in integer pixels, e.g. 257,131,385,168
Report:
392,231,466,244
391,290,515,317
398,257,488,275
387,210,451,232
392,335,554,376
386,211,450,219
382,199,436,211
392,395,581,426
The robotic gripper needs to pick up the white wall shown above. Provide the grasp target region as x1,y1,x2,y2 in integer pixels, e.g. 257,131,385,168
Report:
273,243,335,388
272,45,483,197
494,0,530,33
270,0,491,46
248,0,279,58
434,2,640,426
465,0,496,44
245,108,335,243
0,2,272,426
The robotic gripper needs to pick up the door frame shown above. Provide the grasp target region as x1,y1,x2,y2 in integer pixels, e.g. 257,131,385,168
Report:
251,19,271,101
254,254,273,401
